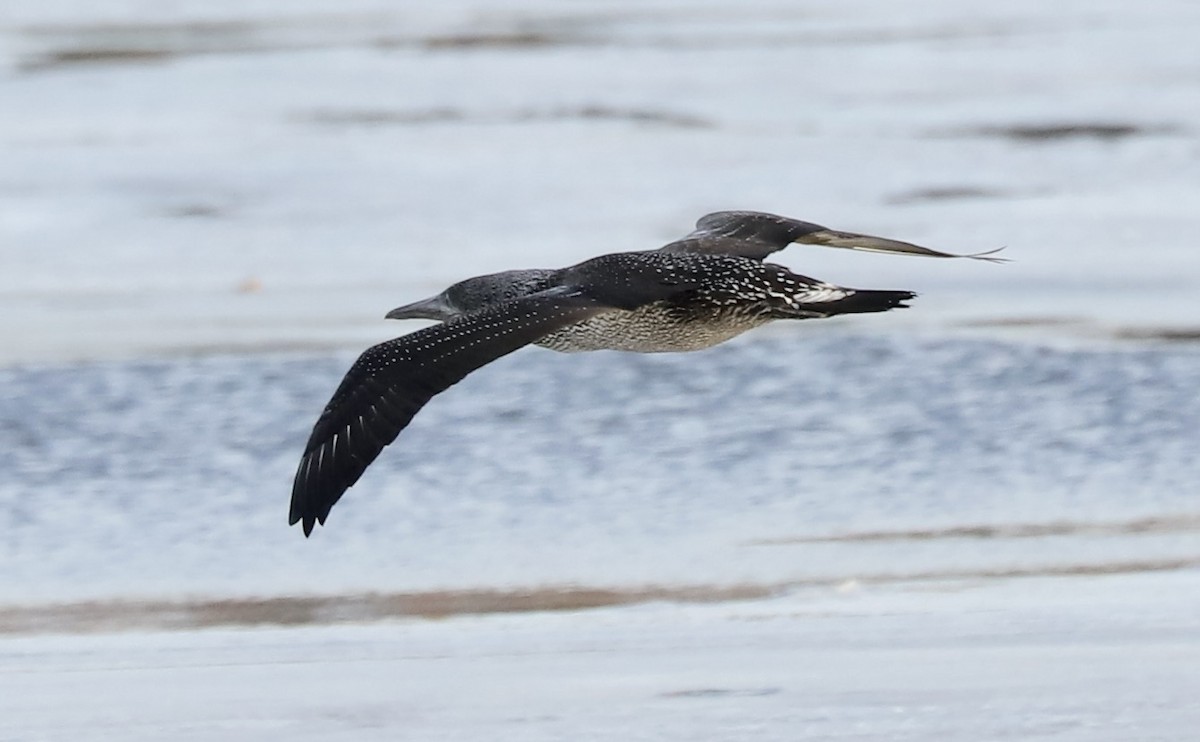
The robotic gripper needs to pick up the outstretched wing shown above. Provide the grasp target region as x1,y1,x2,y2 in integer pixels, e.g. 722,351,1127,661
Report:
290,287,606,535
290,258,706,536
660,211,1006,262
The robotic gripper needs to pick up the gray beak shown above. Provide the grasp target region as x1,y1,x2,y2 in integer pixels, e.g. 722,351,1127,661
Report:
385,293,455,321
796,229,1008,262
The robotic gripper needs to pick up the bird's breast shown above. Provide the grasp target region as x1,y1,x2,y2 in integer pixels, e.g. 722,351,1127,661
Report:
534,301,772,353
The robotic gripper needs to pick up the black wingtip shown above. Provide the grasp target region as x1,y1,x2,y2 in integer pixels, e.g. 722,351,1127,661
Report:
961,246,1010,263
287,507,316,537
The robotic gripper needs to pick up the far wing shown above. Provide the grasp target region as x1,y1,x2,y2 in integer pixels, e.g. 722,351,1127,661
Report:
660,210,1006,262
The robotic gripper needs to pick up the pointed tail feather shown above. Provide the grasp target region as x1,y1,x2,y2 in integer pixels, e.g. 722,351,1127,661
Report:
798,289,916,317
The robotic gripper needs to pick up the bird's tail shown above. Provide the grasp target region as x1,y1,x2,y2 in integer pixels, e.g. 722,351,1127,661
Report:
797,288,916,317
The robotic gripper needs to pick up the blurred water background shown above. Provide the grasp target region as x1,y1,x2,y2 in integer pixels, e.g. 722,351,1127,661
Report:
4,3,1200,739
2,0,1198,620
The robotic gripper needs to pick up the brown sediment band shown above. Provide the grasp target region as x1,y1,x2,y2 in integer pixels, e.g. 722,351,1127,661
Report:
747,514,1200,545
3,554,1196,636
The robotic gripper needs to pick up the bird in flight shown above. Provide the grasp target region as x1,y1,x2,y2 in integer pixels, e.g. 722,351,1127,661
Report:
290,211,1002,535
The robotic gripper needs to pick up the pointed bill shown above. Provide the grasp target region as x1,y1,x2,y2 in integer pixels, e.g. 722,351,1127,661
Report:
385,294,454,321
796,229,1008,263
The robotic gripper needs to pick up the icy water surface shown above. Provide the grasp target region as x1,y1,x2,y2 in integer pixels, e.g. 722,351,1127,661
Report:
3,577,1198,742
4,0,1200,365
2,330,1197,607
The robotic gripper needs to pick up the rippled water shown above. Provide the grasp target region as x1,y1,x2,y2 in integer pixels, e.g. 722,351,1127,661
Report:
2,330,1197,605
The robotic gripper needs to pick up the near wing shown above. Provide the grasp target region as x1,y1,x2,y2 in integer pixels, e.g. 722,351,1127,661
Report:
659,210,1006,262
290,259,705,536
289,287,609,535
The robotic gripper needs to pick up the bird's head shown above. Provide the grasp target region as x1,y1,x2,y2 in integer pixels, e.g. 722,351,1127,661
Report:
386,269,557,321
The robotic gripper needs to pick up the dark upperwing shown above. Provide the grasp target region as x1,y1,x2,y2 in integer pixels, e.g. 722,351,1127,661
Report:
290,260,705,535
659,210,1006,262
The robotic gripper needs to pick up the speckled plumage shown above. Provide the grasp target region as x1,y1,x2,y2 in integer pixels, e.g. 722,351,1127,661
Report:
291,211,998,535
538,252,858,352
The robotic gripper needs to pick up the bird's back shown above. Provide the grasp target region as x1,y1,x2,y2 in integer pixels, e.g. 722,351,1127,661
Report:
536,250,909,353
